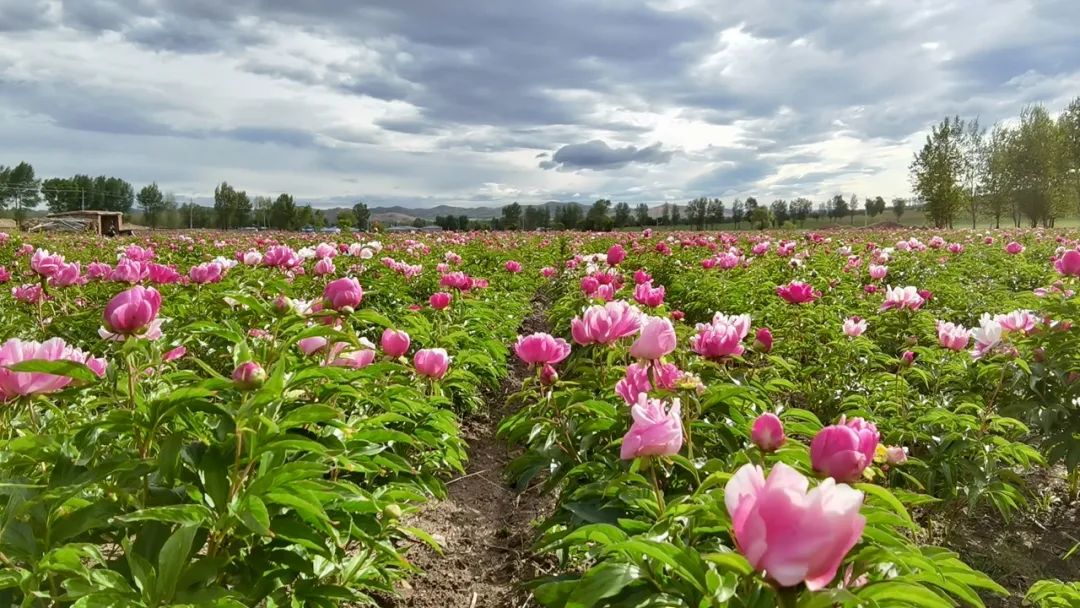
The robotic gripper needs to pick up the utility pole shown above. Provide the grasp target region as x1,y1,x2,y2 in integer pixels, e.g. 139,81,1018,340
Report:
81,189,85,211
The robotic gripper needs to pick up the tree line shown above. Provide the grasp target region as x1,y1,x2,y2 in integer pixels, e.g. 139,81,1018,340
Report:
476,194,908,232
911,96,1080,228
0,165,379,231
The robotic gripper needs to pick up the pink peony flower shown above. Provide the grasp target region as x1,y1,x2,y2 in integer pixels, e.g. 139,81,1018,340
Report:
753,327,773,353
163,345,187,362
323,277,363,312
776,281,820,304
232,361,267,390
868,264,887,280
725,462,864,590
30,249,65,278
629,316,677,360
1054,250,1080,276
810,417,879,482
971,314,1003,360
413,348,451,379
0,337,106,401
751,413,785,452
49,262,82,287
619,394,683,459
380,329,411,358
614,361,681,405
515,332,572,366
936,321,970,351
843,316,867,338
1004,241,1024,254
607,244,627,266
633,281,665,307
313,257,336,276
429,291,452,310
102,286,162,337
188,261,225,284
12,284,45,304
690,313,750,359
570,300,642,345
504,260,522,273
879,285,924,312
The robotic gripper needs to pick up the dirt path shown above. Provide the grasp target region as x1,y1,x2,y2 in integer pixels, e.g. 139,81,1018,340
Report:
392,298,553,608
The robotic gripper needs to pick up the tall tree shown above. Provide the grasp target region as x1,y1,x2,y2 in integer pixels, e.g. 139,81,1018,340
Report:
584,199,613,231
686,197,708,229
136,182,165,228
910,116,966,228
790,197,812,226
501,202,522,230
769,199,788,226
0,162,41,220
670,204,681,227
351,202,370,231
270,194,298,230
829,194,848,220
848,193,858,224
613,202,632,228
634,203,651,226
731,199,744,229
707,198,724,228
892,197,907,221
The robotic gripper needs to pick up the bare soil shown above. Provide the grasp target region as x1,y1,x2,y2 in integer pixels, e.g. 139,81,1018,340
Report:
390,297,554,608
938,466,1079,607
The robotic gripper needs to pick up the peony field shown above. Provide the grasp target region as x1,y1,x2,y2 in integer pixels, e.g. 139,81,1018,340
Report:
0,227,1078,608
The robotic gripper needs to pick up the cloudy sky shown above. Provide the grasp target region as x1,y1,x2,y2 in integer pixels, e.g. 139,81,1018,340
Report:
1,0,1078,208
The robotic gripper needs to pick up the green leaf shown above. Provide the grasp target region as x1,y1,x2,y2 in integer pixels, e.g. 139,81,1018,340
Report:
154,524,198,603
857,582,953,607
238,495,271,536
6,359,98,383
565,561,641,608
117,505,213,527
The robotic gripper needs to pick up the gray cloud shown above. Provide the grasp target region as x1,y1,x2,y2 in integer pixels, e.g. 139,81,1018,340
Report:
0,0,1078,206
541,140,673,171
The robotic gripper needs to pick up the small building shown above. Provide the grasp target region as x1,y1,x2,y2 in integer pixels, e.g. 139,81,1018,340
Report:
0,218,16,231
30,211,127,235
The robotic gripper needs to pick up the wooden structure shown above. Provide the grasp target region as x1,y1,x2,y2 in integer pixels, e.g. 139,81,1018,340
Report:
30,211,128,235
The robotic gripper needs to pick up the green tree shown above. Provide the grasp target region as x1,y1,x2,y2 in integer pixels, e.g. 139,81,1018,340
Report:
457,215,469,230
660,203,671,226
633,203,651,226
731,199,744,229
0,162,41,220
749,206,770,229
829,194,848,220
670,204,681,227
313,209,326,229
270,194,298,230
686,197,708,229
848,193,858,224
892,197,907,220
584,199,613,231
790,197,812,226
613,202,631,228
707,198,724,228
501,202,522,230
136,182,165,228
337,214,354,230
910,116,966,228
352,202,370,230
769,199,788,226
